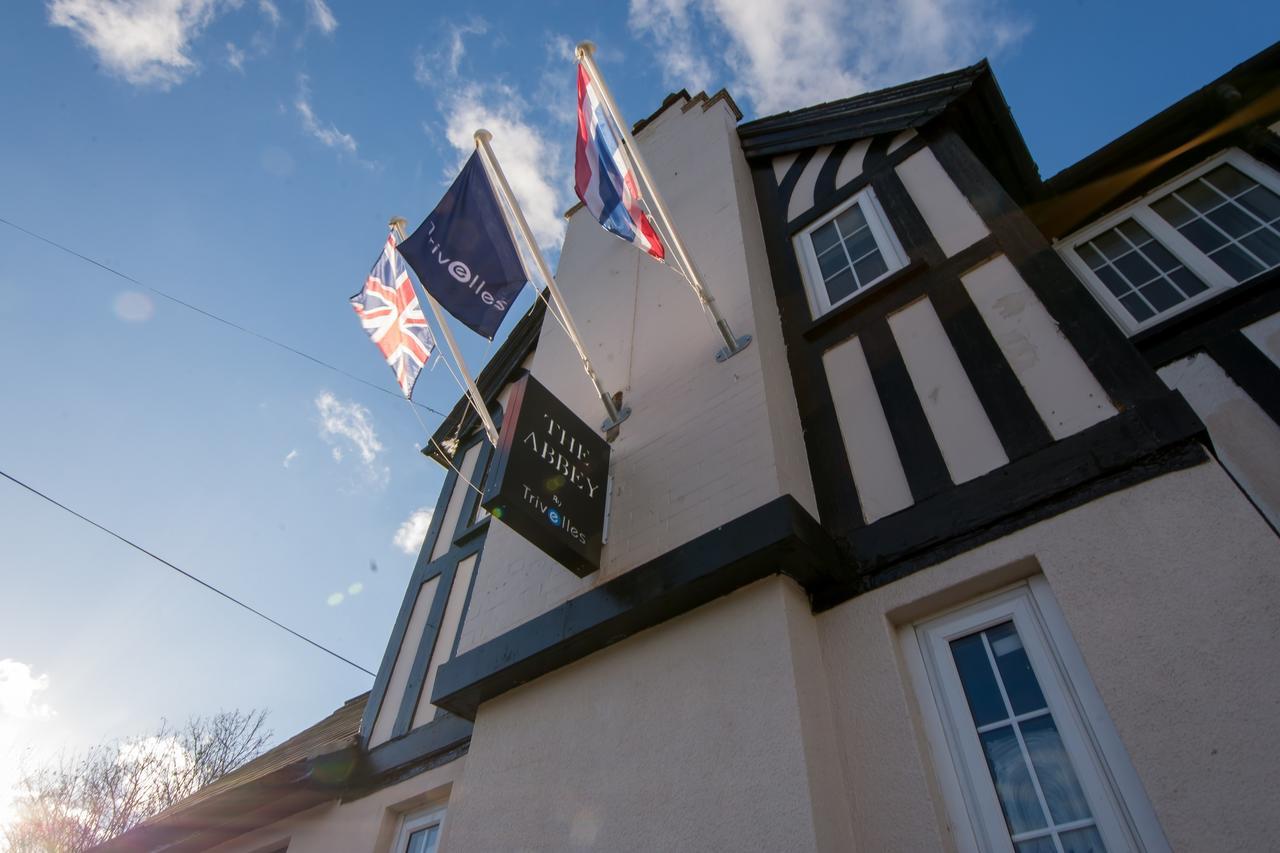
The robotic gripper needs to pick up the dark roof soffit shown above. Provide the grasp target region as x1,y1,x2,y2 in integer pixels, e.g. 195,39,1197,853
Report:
737,61,989,159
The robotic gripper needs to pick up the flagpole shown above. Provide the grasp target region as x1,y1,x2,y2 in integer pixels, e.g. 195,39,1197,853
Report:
575,41,751,363
473,130,630,433
390,218,500,447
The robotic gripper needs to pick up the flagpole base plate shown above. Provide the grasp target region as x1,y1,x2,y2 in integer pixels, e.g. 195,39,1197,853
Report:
601,405,632,434
715,334,753,363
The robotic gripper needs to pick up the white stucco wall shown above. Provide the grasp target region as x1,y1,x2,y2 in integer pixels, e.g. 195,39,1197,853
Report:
442,576,854,853
1159,352,1280,530
454,97,816,654
818,460,1280,853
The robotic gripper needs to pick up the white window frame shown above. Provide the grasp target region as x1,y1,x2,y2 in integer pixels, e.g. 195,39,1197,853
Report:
793,186,909,318
1060,148,1280,335
392,805,447,853
901,578,1169,853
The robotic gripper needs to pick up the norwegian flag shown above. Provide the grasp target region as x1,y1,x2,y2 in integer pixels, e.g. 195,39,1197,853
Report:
350,234,436,398
575,63,665,261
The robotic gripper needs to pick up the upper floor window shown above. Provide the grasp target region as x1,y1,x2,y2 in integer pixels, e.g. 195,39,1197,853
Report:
794,188,907,317
1063,151,1280,334
394,806,446,853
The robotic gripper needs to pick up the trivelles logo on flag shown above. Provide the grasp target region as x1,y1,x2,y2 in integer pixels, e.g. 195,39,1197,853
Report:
575,63,665,261
396,151,528,340
349,234,436,398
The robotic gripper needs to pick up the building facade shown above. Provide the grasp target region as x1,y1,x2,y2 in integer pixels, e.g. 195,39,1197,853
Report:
105,43,1280,853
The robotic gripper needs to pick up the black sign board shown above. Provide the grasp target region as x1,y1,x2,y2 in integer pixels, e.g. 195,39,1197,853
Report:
481,374,611,576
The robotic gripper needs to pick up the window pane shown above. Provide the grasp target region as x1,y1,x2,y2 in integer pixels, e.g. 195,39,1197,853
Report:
1151,195,1194,227
1118,293,1155,323
817,245,850,279
1238,185,1280,223
1117,220,1151,246
987,622,1047,715
1206,203,1260,238
1075,242,1105,269
980,725,1047,835
406,825,440,853
1169,267,1209,297
950,633,1006,728
843,224,879,262
1092,229,1130,260
1241,228,1280,268
1178,218,1229,253
824,268,858,305
1138,279,1182,312
835,203,869,237
1060,825,1108,853
1178,180,1224,213
811,221,840,255
1021,714,1093,825
1203,164,1253,197
1015,837,1058,853
1113,251,1159,287
1209,244,1263,281
853,251,888,286
1138,240,1180,273
1093,265,1129,298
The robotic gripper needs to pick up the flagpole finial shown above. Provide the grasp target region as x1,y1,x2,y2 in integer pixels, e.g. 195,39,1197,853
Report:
474,129,493,146
388,217,408,240
575,41,595,61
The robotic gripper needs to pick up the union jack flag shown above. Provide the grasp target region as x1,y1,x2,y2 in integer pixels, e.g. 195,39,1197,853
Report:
350,233,436,398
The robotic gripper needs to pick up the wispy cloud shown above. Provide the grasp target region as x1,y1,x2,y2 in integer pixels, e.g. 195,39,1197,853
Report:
304,0,336,34
315,391,387,484
0,660,53,720
257,0,280,28
282,448,298,468
393,507,434,555
47,0,223,88
295,74,366,163
629,0,1029,115
225,41,246,72
413,18,488,87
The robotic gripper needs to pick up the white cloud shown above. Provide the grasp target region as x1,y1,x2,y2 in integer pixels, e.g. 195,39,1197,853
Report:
442,84,568,249
326,591,344,606
393,507,434,555
295,74,360,158
257,0,279,27
282,448,298,468
47,0,224,88
413,18,487,87
0,660,53,719
629,0,1029,115
315,391,387,483
225,40,245,71
304,0,336,34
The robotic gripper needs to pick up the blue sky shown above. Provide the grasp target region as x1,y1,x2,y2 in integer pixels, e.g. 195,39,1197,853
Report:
0,0,1274,827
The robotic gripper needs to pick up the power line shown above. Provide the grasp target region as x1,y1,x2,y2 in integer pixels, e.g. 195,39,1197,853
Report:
0,468,376,678
0,215,450,419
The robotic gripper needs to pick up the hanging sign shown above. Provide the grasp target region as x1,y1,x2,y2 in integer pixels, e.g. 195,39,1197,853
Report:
481,374,610,576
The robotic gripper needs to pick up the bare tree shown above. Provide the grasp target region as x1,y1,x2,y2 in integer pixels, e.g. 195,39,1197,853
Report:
5,709,270,853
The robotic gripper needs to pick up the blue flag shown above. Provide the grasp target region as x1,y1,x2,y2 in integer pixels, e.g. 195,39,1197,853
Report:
396,151,528,340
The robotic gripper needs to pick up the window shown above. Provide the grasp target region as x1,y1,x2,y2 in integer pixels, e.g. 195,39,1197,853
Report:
1064,150,1280,333
904,580,1168,853
794,188,907,316
393,806,446,853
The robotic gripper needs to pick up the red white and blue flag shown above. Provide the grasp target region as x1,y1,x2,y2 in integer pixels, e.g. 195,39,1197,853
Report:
575,63,665,261
351,234,437,398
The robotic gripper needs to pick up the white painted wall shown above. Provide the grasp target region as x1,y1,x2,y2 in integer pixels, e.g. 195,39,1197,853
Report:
442,577,855,853
1159,353,1280,530
411,554,478,728
963,255,1116,438
788,144,833,220
818,460,1280,853
1242,310,1280,367
889,296,1008,483
369,575,439,747
455,96,816,654
894,147,989,257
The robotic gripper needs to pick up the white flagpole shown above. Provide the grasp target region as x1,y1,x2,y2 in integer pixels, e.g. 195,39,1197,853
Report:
389,217,500,448
473,129,630,432
575,41,751,363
